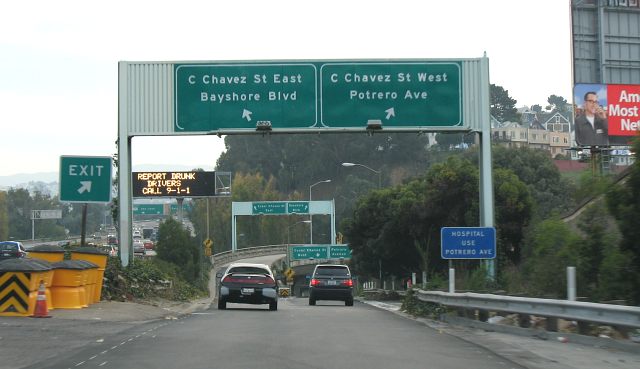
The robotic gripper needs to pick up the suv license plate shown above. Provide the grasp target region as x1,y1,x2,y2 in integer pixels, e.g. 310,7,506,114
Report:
328,280,337,285
241,288,255,295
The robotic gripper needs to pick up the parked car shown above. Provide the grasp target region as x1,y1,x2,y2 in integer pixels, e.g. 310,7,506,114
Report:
133,239,145,255
309,264,354,306
217,262,278,311
0,241,28,261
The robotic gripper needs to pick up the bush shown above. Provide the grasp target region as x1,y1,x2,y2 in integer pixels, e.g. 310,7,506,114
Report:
401,289,447,318
102,257,208,302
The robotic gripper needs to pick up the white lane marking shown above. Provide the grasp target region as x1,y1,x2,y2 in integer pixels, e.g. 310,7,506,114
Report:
98,361,108,367
89,355,97,360
75,361,86,366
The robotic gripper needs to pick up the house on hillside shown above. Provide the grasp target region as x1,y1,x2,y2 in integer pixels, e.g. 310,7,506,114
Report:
491,109,572,158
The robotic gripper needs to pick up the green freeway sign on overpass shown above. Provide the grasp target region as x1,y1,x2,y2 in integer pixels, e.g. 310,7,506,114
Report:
174,61,463,132
133,204,164,215
59,156,112,203
252,201,309,215
291,244,351,261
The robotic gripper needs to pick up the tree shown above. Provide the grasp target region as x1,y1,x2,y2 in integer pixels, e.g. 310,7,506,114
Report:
531,104,542,113
522,218,580,298
490,84,520,122
0,191,8,240
606,137,640,304
344,154,533,282
155,217,201,283
547,94,568,113
488,146,574,219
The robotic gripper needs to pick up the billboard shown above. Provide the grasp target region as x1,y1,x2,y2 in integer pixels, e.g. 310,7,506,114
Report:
573,83,640,146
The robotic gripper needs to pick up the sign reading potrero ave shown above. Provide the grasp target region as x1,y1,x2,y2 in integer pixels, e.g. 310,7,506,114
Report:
174,60,463,132
59,156,113,203
440,227,496,259
290,244,351,261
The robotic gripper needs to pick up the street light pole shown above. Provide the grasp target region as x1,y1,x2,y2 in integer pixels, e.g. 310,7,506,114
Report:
341,162,381,188
309,179,331,244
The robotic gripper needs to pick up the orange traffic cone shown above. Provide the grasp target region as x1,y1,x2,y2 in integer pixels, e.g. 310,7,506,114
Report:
31,281,51,318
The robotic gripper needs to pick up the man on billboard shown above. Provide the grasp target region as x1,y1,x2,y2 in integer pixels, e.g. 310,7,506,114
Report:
575,90,609,146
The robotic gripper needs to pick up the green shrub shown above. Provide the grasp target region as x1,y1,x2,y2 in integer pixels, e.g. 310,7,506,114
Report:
102,257,208,302
401,289,447,318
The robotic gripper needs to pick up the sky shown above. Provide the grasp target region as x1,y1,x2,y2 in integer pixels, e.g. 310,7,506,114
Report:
0,0,573,178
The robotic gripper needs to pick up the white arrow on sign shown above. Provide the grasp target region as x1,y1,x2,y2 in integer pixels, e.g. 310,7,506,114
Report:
242,109,253,122
385,107,395,120
77,181,92,194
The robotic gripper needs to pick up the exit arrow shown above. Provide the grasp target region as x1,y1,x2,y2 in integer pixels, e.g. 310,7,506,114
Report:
385,107,395,120
242,109,253,122
77,181,92,194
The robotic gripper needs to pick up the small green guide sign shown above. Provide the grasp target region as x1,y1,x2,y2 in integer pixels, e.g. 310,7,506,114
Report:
291,246,328,260
291,244,352,261
252,201,309,215
59,156,112,203
133,204,164,215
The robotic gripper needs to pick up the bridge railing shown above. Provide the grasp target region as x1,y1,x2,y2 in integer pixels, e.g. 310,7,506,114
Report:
212,245,286,269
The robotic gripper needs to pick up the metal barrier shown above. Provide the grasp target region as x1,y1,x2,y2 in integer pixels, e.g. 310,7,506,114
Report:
414,290,640,329
212,245,286,269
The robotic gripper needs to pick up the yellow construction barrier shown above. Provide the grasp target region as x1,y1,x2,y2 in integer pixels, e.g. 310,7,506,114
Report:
28,245,66,263
0,258,53,317
70,247,108,303
50,260,89,309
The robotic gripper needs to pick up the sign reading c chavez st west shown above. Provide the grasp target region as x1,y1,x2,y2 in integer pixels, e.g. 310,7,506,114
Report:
174,60,463,132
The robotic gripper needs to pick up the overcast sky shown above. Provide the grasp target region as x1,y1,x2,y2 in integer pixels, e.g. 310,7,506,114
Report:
0,0,573,177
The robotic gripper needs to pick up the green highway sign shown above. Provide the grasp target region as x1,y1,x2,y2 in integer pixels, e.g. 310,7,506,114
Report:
174,60,465,132
252,202,286,214
287,202,309,214
175,64,317,132
252,201,309,215
320,62,461,127
291,244,352,261
329,245,352,258
133,204,164,215
59,156,112,203
291,246,328,260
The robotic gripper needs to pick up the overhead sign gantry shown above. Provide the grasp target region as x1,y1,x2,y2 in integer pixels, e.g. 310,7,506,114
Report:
118,58,493,268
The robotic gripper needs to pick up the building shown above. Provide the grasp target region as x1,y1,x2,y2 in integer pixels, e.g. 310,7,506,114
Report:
491,109,572,158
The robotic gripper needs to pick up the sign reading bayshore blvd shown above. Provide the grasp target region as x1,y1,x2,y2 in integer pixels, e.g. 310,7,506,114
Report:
59,156,113,203
174,60,463,132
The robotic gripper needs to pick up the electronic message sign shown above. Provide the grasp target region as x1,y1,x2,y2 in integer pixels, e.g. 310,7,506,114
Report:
132,171,216,198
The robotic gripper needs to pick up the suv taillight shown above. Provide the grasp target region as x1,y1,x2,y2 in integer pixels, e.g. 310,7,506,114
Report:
342,279,353,287
310,278,320,287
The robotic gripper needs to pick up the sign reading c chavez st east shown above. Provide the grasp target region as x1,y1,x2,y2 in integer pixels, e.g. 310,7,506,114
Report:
174,60,463,132
59,156,113,203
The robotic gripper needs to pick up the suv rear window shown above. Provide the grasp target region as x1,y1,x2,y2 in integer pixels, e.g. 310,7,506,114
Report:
0,243,18,251
314,266,350,276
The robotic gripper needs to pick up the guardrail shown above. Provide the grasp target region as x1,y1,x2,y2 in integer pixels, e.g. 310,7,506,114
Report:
414,290,640,330
212,245,286,268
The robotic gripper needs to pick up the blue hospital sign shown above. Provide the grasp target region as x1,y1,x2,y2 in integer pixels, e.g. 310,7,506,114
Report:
441,227,496,260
